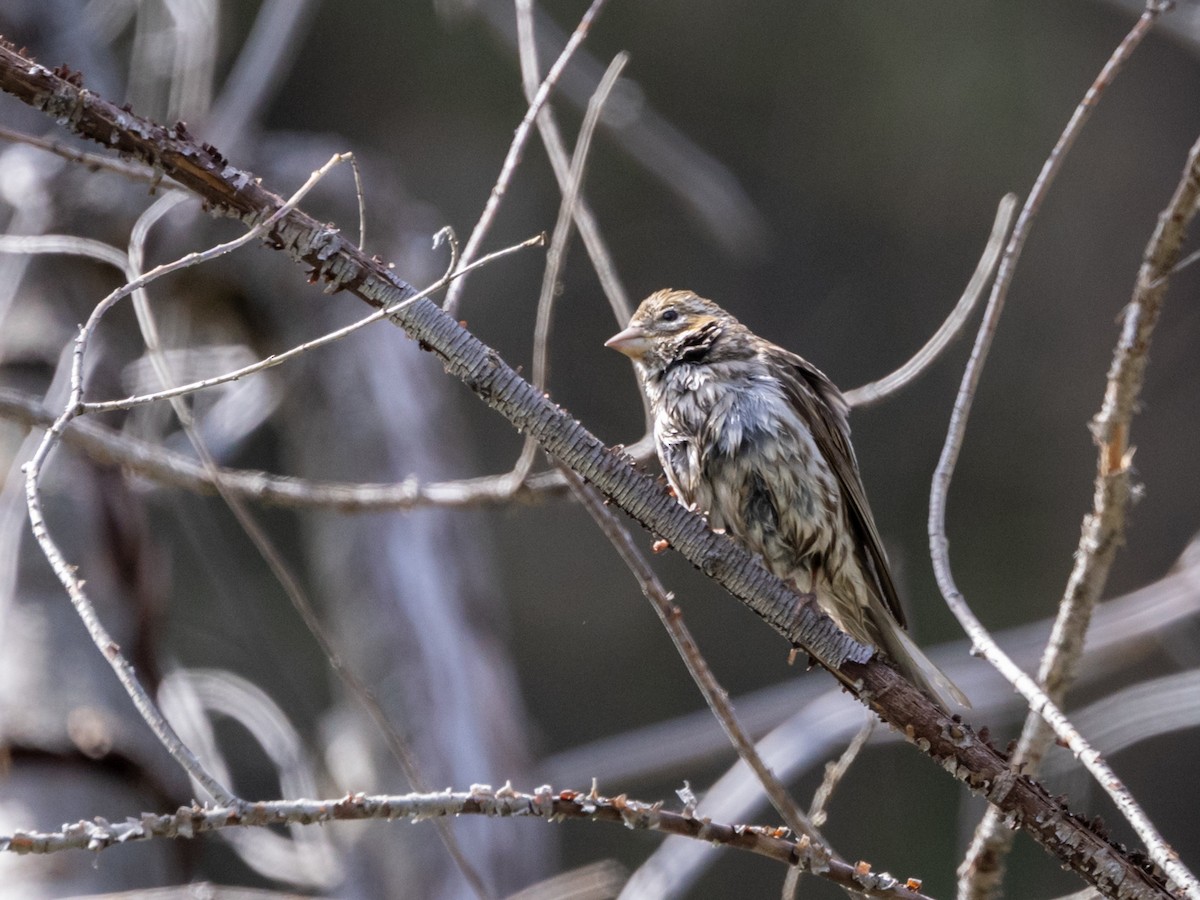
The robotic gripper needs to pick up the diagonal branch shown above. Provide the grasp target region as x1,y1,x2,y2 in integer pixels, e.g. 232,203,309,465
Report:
0,40,1180,900
936,4,1190,897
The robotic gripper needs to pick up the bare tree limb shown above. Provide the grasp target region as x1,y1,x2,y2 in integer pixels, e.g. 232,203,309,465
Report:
0,41,1180,899
0,385,575,508
933,4,1192,898
443,0,609,316
506,51,627,489
0,124,166,184
559,466,842,869
0,785,932,900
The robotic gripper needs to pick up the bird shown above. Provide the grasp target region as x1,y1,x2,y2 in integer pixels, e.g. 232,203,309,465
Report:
606,288,969,709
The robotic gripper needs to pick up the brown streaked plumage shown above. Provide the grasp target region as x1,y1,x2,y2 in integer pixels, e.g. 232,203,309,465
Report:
607,289,968,709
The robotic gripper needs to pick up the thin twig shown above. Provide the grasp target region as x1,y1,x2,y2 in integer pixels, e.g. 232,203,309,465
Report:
504,53,628,490
559,466,836,857
81,234,539,414
0,233,129,270
0,124,167,186
350,153,367,249
944,6,1186,900
0,51,1176,894
843,194,1017,409
515,0,633,327
807,718,874,829
443,0,610,316
532,52,627,398
22,375,239,807
511,0,647,441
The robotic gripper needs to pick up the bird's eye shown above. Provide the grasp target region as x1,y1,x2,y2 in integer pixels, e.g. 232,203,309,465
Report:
660,308,679,323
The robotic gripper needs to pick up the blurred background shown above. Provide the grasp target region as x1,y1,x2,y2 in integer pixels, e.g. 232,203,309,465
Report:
1,1,1199,897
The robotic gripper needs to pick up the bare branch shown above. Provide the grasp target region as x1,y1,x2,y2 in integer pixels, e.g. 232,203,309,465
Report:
443,0,610,315
560,466,840,864
0,46,1178,897
0,385,574,507
506,53,628,489
514,0,644,427
0,785,933,900
924,5,1193,898
808,717,874,829
0,124,167,185
843,194,1017,409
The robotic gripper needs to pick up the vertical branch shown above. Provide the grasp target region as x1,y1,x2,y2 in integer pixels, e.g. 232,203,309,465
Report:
443,0,610,316
953,5,1178,897
515,0,635,327
504,53,628,488
961,125,1200,900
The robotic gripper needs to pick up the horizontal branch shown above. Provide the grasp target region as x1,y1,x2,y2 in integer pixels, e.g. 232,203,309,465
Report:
0,785,930,899
0,386,574,510
0,40,1176,900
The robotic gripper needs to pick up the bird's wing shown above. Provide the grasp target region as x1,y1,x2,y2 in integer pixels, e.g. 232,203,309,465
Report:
767,344,908,629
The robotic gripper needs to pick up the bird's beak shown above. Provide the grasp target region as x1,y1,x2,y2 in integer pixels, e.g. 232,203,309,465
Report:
605,323,650,360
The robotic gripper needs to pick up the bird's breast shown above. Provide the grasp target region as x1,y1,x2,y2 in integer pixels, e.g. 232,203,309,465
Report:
652,364,838,553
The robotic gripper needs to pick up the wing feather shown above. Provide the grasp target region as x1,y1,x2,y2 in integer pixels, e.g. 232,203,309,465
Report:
764,344,907,629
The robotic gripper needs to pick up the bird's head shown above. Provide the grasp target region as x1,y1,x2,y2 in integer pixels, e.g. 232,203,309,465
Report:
605,289,745,373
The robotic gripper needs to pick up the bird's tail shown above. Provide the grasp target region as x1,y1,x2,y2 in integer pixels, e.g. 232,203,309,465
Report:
878,624,971,710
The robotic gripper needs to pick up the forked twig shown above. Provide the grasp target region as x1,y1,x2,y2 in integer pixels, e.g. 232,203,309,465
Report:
17,153,361,807
504,53,628,490
560,468,833,854
924,3,1196,896
81,234,539,414
443,0,610,316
